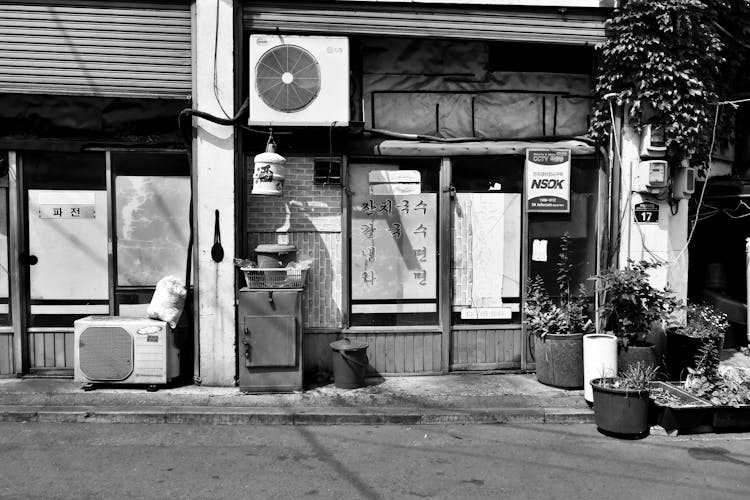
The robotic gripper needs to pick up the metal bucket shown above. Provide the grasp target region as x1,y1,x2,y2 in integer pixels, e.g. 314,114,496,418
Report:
330,338,369,389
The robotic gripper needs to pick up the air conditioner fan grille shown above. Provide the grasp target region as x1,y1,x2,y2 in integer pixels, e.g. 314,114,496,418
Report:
79,326,133,381
255,44,321,113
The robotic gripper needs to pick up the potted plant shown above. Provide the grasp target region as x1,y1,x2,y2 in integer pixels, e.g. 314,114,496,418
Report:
591,362,659,437
684,364,750,431
525,234,593,388
666,302,727,381
594,260,679,374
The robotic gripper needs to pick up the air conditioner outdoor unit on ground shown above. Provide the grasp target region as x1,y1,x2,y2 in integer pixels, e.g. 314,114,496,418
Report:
74,316,180,385
248,34,349,126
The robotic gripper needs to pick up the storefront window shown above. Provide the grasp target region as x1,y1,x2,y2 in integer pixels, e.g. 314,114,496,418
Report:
349,159,440,326
528,157,599,300
451,157,523,324
113,152,190,288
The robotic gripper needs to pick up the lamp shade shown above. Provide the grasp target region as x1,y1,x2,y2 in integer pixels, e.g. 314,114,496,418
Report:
252,139,286,196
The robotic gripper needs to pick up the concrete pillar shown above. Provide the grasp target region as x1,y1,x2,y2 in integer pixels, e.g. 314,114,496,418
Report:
193,0,236,386
617,120,689,305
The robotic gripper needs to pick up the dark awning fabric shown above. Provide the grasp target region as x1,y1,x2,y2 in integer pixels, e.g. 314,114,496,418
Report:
244,1,608,46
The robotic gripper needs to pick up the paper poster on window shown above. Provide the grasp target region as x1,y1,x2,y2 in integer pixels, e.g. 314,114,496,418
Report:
351,194,437,300
525,149,571,213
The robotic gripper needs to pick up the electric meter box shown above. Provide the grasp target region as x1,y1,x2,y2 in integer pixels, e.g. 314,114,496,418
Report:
673,166,696,199
640,123,667,158
634,160,669,194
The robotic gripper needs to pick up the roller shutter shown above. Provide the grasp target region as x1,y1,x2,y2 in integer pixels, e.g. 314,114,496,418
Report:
0,1,191,99
243,1,608,46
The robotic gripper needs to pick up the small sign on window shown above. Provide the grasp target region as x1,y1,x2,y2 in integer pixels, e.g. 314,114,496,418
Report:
39,204,96,219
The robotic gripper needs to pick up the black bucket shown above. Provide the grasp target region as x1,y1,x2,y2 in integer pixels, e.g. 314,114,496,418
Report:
330,338,369,389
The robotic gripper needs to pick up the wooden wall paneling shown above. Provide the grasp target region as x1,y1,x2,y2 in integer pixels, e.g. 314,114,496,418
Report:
64,332,74,367
386,333,395,373
468,329,477,364
0,333,12,374
404,332,414,373
394,333,405,373
485,330,495,363
505,330,516,362
413,332,424,372
33,333,44,367
496,330,505,364
43,332,54,367
432,332,441,371
54,332,65,367
375,333,386,373
423,333,433,371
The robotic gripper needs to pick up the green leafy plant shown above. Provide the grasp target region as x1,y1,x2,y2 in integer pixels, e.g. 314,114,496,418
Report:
590,0,750,173
680,302,727,378
594,260,679,348
680,302,729,340
525,234,593,338
593,361,660,391
685,366,750,407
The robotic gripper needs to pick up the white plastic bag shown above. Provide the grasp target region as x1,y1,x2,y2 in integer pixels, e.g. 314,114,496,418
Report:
147,275,187,328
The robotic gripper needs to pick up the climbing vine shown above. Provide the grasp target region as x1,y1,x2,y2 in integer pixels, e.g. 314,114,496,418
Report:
590,0,750,173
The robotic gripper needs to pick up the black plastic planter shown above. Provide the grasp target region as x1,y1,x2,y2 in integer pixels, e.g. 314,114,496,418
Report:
591,378,650,437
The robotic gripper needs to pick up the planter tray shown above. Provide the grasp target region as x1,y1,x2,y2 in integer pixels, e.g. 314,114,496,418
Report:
648,381,713,434
650,381,750,432
712,405,750,431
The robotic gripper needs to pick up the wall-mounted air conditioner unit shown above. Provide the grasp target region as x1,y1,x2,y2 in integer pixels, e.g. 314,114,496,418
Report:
74,316,180,385
248,34,349,126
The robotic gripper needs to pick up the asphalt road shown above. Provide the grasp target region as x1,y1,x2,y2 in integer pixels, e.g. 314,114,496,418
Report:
1,422,749,499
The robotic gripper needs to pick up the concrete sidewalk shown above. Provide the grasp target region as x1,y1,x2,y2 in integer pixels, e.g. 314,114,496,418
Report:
0,373,594,425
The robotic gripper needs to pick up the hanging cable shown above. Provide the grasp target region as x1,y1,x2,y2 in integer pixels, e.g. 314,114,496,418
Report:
177,98,249,385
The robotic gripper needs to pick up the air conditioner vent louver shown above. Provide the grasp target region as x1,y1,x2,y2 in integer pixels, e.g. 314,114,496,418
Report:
78,326,133,381
256,45,321,112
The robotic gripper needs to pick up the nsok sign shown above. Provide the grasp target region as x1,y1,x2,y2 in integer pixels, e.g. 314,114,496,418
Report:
525,149,571,213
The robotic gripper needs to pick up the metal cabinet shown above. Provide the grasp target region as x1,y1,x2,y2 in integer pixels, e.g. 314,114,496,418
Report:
238,287,303,392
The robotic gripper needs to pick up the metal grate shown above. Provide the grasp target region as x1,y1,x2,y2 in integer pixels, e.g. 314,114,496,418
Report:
79,326,133,381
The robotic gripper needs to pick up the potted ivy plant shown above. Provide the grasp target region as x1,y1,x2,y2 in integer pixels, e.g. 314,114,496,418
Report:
666,302,727,381
594,260,679,375
525,234,593,389
591,362,659,437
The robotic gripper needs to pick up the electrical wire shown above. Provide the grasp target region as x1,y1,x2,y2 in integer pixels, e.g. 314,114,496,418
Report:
212,0,231,120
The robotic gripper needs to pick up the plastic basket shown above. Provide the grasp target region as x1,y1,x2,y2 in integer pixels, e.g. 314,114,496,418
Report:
241,268,308,289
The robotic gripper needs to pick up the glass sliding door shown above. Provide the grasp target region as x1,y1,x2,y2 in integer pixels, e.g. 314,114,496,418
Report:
23,152,108,372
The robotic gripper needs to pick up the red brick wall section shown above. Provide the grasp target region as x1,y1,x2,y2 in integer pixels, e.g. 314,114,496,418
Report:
246,157,341,233
245,157,343,329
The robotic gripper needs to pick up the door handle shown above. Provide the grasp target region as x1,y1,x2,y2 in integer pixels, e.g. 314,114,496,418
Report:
20,253,38,266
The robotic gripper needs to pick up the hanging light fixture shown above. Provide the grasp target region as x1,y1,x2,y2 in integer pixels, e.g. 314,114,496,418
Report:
252,130,287,196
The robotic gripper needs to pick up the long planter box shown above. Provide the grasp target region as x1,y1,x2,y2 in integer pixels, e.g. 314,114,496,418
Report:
649,381,750,433
712,405,750,431
648,381,713,433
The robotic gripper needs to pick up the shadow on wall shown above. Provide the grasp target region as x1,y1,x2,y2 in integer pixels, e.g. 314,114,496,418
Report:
246,189,343,383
